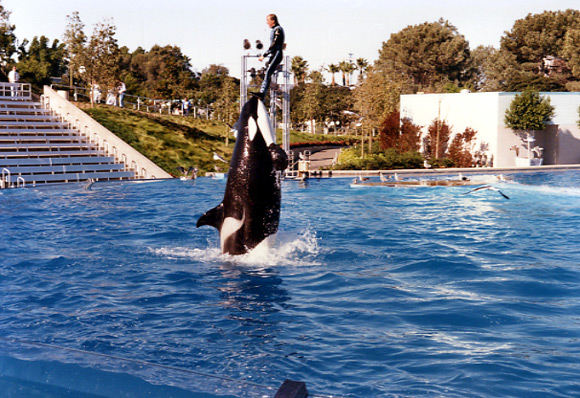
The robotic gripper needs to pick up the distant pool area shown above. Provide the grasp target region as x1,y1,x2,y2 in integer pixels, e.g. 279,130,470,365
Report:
1,171,580,397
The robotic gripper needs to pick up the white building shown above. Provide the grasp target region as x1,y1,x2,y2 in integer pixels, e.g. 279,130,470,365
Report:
400,92,580,167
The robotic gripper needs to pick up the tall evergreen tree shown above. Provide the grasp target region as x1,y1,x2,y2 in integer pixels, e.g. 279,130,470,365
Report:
63,11,87,87
376,18,471,92
0,2,16,79
85,18,120,104
17,36,66,90
504,89,555,132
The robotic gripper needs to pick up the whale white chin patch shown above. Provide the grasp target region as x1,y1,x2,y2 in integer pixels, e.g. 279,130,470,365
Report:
221,214,245,251
256,100,275,146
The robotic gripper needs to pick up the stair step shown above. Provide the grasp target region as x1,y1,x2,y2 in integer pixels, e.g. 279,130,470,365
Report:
0,150,104,158
0,135,85,143
0,115,60,121
0,100,42,107
0,129,80,135
3,164,126,175
0,93,140,187
0,142,97,150
0,122,68,128
0,156,116,166
0,108,51,114
10,170,135,184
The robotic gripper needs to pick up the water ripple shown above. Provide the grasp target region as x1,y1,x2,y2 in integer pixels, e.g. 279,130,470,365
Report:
2,174,580,397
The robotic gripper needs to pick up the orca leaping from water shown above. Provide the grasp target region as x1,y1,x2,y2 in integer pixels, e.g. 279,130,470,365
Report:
463,185,510,199
197,96,288,255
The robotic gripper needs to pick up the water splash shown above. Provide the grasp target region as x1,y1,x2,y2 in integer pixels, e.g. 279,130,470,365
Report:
151,228,320,267
506,181,580,197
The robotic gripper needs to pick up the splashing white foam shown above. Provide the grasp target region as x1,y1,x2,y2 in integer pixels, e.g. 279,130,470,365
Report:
151,228,320,267
504,182,580,197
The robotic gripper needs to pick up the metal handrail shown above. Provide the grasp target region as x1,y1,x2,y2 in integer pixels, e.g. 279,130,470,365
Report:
0,83,32,100
2,167,11,188
42,88,160,180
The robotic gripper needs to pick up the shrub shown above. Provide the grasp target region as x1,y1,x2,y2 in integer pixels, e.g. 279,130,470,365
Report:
333,147,424,170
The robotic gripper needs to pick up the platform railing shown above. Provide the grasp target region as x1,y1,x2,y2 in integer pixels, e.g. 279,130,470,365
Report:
0,83,32,101
50,83,214,119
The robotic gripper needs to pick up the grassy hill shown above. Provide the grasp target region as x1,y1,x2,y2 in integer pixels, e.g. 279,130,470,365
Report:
83,104,355,175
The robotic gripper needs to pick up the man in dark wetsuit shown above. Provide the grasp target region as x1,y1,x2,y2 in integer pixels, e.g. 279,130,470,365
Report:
257,14,284,98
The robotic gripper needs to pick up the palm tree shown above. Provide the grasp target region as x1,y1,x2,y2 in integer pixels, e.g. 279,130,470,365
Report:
356,58,368,82
338,60,349,86
291,56,308,85
338,60,356,86
327,63,339,86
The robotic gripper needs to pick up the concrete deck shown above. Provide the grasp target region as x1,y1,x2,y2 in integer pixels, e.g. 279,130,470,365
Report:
297,147,580,178
300,164,580,179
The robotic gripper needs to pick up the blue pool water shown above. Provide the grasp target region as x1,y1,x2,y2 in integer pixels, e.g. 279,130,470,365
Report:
1,171,580,397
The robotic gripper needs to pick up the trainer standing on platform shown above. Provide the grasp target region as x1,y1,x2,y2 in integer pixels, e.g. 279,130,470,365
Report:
258,13,284,99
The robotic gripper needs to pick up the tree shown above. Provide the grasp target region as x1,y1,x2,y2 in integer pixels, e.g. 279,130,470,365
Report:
501,10,580,67
319,84,352,132
424,119,452,160
376,19,471,92
448,127,477,167
379,111,399,150
17,36,66,91
500,10,580,90
85,19,120,105
338,60,356,86
0,2,16,78
562,28,580,80
290,56,308,85
504,89,555,160
399,117,422,153
301,71,324,133
356,57,368,82
63,11,87,88
353,66,401,133
504,89,555,131
327,63,339,86
377,112,422,153
214,76,239,146
129,45,198,99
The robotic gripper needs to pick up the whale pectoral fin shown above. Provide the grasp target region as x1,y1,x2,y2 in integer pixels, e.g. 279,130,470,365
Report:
196,203,224,230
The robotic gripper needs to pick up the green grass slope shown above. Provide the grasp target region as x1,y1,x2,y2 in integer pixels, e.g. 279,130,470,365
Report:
83,104,356,175
84,105,233,176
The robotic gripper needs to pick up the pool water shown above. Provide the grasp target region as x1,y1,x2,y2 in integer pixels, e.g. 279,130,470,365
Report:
1,171,580,397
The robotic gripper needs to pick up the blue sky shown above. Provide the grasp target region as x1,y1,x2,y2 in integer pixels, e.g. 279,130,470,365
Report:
4,0,580,80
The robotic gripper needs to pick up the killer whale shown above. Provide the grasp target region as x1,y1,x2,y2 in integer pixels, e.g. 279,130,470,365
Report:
196,96,288,255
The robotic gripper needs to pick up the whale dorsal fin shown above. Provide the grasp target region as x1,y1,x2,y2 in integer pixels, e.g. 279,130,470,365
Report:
196,203,224,230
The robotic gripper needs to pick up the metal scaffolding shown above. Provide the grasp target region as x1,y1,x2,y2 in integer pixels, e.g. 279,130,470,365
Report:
240,54,291,153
